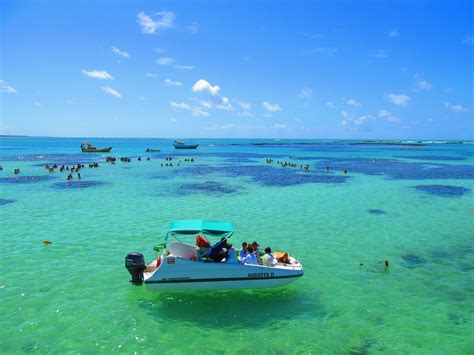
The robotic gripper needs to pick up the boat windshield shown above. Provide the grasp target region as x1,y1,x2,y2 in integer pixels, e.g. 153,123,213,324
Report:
168,219,234,239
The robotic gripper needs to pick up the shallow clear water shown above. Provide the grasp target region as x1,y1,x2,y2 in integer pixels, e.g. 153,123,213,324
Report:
0,137,473,353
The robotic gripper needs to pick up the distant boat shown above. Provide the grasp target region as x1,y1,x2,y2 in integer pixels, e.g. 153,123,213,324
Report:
81,142,112,153
173,140,199,149
146,148,161,152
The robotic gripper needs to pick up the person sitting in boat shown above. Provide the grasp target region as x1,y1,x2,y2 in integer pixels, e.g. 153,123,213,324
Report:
252,241,262,264
209,238,228,262
222,243,238,264
263,247,276,267
239,242,249,259
240,245,258,265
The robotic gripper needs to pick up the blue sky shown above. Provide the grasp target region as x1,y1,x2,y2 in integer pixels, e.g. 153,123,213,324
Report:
1,0,472,139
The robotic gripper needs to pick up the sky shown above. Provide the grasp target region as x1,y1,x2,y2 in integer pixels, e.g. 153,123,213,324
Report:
0,0,473,139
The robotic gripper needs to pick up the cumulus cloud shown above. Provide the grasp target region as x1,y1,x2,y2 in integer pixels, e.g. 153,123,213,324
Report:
378,109,400,123
326,101,335,108
145,73,158,79
354,115,373,126
156,57,174,66
414,75,431,91
299,87,312,99
192,79,232,110
82,69,114,80
112,46,130,58
164,78,182,87
170,101,191,110
384,93,410,106
262,101,282,112
137,11,175,34
101,86,122,98
0,80,17,94
444,102,469,112
193,79,220,95
347,98,362,107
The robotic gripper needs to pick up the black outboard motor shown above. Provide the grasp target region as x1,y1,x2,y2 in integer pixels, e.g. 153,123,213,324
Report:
125,253,145,286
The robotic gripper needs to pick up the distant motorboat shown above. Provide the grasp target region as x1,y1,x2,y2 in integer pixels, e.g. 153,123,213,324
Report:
146,148,161,152
81,142,112,153
173,140,199,149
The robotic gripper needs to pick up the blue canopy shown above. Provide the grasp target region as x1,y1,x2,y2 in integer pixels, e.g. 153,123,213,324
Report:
168,219,234,238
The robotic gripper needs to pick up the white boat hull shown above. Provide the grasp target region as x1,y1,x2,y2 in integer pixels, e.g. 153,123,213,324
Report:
144,256,303,291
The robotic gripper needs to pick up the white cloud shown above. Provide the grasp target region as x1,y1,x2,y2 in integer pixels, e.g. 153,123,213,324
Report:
174,65,195,70
137,11,175,34
347,98,362,107
82,69,114,80
207,122,287,130
170,101,210,116
193,79,220,95
384,93,410,106
164,78,182,87
378,109,400,123
299,87,312,99
354,115,373,126
156,57,174,66
388,28,399,38
326,101,335,108
33,101,43,107
192,107,209,117
414,75,431,91
341,111,354,127
101,86,122,98
444,102,469,112
154,48,167,54
303,47,337,56
170,117,177,122
463,37,474,45
145,73,158,79
185,22,199,34
0,80,17,94
170,101,191,110
236,100,251,111
426,118,434,123
191,79,236,111
369,50,389,59
262,101,282,112
112,46,130,59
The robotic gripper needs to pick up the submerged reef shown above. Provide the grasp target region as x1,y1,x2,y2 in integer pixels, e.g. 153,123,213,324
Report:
413,185,471,197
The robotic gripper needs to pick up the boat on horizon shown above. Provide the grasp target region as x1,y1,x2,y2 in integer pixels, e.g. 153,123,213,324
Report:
146,148,161,152
80,142,112,153
173,140,199,149
125,219,304,291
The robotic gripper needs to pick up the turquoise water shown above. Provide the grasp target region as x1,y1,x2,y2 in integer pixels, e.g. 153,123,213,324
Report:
1,137,473,353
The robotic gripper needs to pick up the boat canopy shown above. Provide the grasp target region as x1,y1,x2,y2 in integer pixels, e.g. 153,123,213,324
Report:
168,219,234,238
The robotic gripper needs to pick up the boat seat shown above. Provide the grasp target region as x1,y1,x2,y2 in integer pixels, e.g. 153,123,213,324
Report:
168,241,197,259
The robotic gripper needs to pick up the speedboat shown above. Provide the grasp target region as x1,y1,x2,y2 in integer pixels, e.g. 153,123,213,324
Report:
146,148,161,152
125,220,304,291
81,142,112,153
173,140,199,149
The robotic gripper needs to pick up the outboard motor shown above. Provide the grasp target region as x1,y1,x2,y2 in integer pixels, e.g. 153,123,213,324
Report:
125,253,145,286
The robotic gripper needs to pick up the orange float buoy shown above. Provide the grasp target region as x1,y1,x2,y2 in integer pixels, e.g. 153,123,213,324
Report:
42,240,52,244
